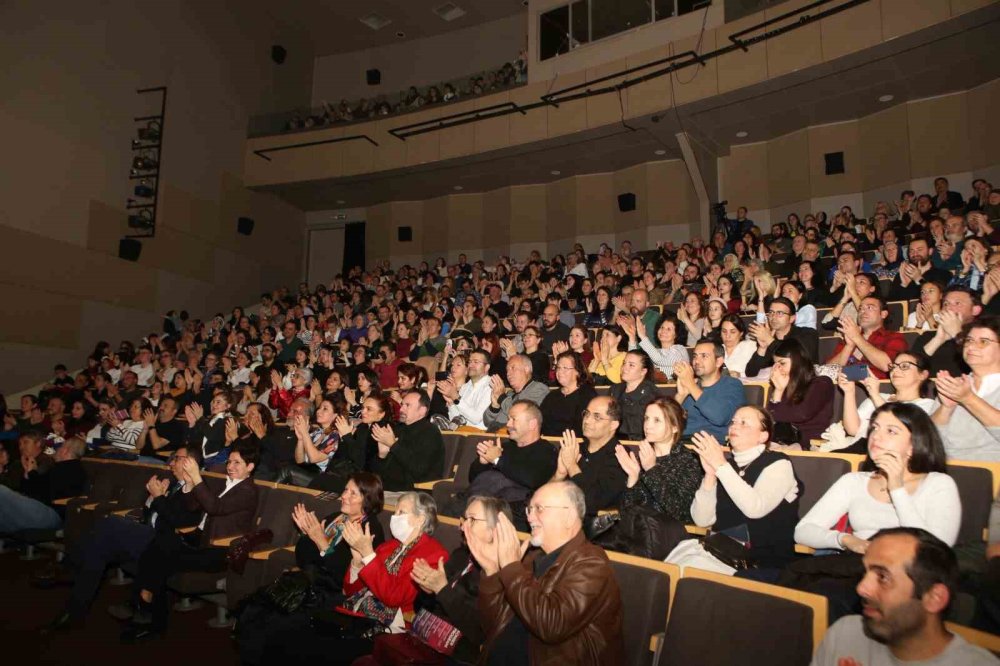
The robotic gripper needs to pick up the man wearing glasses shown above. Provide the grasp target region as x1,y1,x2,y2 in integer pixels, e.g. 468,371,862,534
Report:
914,286,981,377
745,296,820,377
43,447,202,633
826,295,907,379
474,481,624,665
550,396,627,514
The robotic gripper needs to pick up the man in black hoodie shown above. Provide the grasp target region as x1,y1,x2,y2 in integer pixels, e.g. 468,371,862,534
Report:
370,389,444,498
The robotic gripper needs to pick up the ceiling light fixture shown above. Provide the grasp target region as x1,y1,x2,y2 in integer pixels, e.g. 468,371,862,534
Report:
359,13,391,31
878,94,894,103
433,3,467,22
336,200,346,205
453,185,464,191
654,149,666,156
550,170,561,175
735,131,748,138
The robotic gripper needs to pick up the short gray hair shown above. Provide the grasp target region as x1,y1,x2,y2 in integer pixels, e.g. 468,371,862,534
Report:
467,495,514,528
399,491,439,535
558,481,587,520
509,354,533,374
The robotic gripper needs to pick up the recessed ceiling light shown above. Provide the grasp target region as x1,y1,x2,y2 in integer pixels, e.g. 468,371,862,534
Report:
878,94,894,103
395,31,406,38
654,149,666,156
433,3,467,22
735,131,748,138
336,200,346,205
453,185,463,191
359,13,391,31
550,170,561,175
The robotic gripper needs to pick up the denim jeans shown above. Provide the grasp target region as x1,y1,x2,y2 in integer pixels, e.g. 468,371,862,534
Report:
0,485,62,532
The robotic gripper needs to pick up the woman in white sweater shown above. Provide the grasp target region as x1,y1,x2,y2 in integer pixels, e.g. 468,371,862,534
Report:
718,314,757,377
623,311,689,380
796,402,961,552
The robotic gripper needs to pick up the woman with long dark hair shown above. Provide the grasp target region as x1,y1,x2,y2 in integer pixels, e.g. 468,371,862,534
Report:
767,339,834,446
540,351,596,437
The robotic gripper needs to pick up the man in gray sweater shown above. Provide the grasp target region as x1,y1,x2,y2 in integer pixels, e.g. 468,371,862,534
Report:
482,355,549,432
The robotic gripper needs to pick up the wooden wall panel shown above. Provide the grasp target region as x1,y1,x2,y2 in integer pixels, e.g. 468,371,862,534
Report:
657,160,701,228
507,82,549,146
546,177,577,242
0,283,83,348
482,188,511,252
907,93,971,178
967,78,1000,170
474,91,511,154
669,30,718,106
575,173,616,237
547,70,588,138
625,46,673,119
447,195,484,261
820,0,883,63
509,185,547,244
373,119,407,171
765,0,823,79
767,130,811,207
422,197,450,256
586,59,629,130
720,143,770,212
612,165,647,234
881,0,951,41
808,122,862,198
858,104,911,189
716,13,768,94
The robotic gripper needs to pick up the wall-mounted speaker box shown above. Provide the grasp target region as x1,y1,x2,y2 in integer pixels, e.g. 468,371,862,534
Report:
618,192,637,212
398,226,412,242
825,152,845,175
118,238,142,262
237,217,255,235
366,68,382,85
271,45,287,64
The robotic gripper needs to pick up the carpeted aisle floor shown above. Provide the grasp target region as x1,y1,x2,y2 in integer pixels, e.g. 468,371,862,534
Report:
0,549,239,664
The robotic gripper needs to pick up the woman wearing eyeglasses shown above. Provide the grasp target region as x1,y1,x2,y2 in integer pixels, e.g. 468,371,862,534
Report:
820,352,937,454
521,325,550,385
933,316,1000,461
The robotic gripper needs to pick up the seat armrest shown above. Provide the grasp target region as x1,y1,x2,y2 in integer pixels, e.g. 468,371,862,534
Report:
250,546,295,560
52,496,86,506
210,535,241,547
414,477,452,490
684,524,708,535
82,500,118,510
176,526,198,534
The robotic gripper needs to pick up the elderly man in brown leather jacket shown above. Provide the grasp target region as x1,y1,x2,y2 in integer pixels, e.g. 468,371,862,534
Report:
466,480,624,665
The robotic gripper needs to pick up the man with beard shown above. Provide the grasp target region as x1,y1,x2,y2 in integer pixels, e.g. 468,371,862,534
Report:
811,527,996,665
888,236,953,301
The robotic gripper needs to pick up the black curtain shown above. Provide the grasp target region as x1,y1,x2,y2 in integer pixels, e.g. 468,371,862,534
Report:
343,221,365,274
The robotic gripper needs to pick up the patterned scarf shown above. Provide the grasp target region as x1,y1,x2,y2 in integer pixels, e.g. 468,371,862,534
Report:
342,535,422,626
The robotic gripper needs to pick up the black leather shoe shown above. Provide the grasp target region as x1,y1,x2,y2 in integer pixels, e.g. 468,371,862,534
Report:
40,612,76,635
120,625,163,644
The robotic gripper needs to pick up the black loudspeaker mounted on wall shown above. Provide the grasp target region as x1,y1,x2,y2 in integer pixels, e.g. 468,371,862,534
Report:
237,217,255,236
119,238,142,262
618,192,637,212
366,68,382,86
825,151,845,175
398,226,412,242
271,45,287,64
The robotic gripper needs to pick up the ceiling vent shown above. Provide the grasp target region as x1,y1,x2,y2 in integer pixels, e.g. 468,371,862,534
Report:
433,3,467,21
359,13,392,31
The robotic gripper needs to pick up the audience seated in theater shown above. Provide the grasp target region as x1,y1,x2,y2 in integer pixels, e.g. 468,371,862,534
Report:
345,367,379,420
482,355,548,432
453,401,556,527
796,259,828,308
933,316,1000,462
821,271,877,332
0,434,85,534
551,396,627,514
826,295,908,380
117,440,260,642
780,280,817,329
718,314,757,377
608,349,658,442
435,349,492,430
588,324,628,385
263,492,447,664
241,473,385,665
369,389,444,497
745,296,820,377
888,236,954,302
668,406,801,576
540,352,596,437
134,396,185,460
623,309,689,380
472,481,624,665
104,397,150,453
819,352,937,453
408,316,447,361
768,339,835,448
183,388,236,468
268,366,311,421
539,303,570,352
44,446,202,634
677,291,708,346
615,398,702,523
812,528,997,666
583,285,616,327
907,280,945,331
675,340,747,441
913,286,980,377
517,325,550,386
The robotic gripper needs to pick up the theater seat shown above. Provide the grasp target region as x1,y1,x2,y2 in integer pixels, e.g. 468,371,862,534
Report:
947,460,1000,545
658,569,826,666
607,552,676,666
429,435,495,513
785,450,863,517
435,516,464,553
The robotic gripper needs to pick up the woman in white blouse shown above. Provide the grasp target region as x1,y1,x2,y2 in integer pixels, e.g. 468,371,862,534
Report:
796,402,960,552
677,291,708,347
718,314,757,377
622,311,689,380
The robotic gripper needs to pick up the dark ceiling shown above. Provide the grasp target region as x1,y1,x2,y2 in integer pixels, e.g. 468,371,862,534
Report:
256,3,1000,211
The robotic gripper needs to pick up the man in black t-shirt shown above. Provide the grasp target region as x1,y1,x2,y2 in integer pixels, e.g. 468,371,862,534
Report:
136,396,186,458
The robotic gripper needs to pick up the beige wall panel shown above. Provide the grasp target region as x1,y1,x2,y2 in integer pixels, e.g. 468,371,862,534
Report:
340,135,376,177
716,13,769,94
586,59,629,130
881,0,951,41
820,0,883,63
547,70,588,138
374,119,407,171
0,283,83,348
807,122,863,198
625,46,674,118
405,130,442,168
612,165,648,233
669,30,718,106
765,0,824,79
858,104,911,190
86,199,127,257
138,226,214,284
510,185,548,244
0,223,158,312
646,160,673,225
656,160,700,227
366,203,391,267
546,177,578,242
719,143,770,211
437,100,478,160
951,0,996,14
508,83,549,146
967,79,1000,170
422,197,450,256
272,128,345,183
482,188,511,252
907,94,971,178
767,130,812,207
448,194,484,261
474,92,512,154
390,201,424,260
575,174,616,237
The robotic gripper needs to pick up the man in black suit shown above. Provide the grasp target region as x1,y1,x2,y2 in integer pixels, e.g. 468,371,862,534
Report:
44,446,203,633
